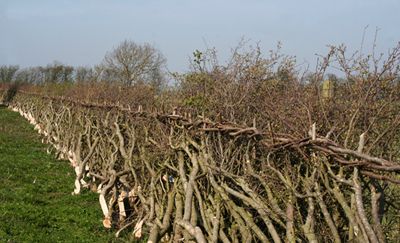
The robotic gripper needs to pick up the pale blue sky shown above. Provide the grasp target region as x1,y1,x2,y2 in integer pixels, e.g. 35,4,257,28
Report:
1,0,399,72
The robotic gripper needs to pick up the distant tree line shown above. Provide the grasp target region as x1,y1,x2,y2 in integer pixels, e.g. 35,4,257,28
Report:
0,40,166,91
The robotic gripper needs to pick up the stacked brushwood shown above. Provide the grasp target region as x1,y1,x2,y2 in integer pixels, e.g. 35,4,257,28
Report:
7,92,400,242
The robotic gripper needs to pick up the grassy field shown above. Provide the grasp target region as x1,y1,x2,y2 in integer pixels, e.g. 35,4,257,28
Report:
0,106,128,242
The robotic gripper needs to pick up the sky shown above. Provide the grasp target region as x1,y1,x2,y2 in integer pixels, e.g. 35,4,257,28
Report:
1,0,399,73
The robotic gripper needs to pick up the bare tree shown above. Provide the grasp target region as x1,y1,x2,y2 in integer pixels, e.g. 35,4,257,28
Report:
0,65,19,83
41,62,74,83
101,40,166,87
75,66,95,83
14,67,45,84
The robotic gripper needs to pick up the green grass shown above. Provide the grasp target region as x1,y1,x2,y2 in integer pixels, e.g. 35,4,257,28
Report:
0,106,129,242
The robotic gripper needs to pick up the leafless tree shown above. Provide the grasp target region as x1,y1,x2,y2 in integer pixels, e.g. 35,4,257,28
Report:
75,66,95,83
0,65,19,83
101,40,166,88
40,62,74,83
